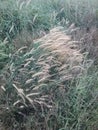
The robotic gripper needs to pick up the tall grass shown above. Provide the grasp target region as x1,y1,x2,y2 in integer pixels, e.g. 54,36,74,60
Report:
0,0,98,41
0,0,98,130
0,26,98,130
55,70,98,130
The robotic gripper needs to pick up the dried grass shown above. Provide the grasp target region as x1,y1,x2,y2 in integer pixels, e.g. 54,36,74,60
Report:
34,26,84,81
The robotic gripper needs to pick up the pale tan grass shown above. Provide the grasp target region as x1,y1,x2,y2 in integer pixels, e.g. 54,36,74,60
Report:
34,26,85,81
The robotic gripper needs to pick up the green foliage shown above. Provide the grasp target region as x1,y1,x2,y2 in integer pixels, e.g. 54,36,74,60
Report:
55,72,98,130
0,1,21,41
0,0,52,41
0,40,11,70
0,0,97,41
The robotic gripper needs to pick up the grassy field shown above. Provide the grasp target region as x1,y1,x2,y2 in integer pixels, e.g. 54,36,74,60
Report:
0,0,98,130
